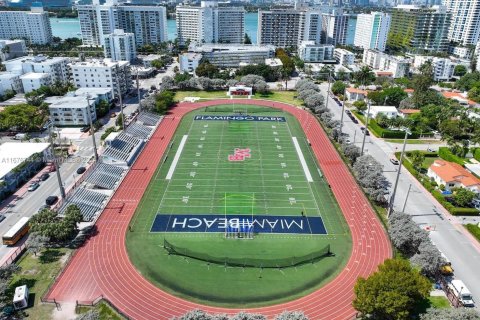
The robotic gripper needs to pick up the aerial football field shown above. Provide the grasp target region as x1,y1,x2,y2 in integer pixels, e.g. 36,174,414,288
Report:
127,104,352,307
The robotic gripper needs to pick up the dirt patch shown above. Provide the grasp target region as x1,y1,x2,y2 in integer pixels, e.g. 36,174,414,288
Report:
51,302,77,320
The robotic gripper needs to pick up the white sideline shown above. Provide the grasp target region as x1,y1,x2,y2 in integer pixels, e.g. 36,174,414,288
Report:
166,135,188,180
292,137,313,182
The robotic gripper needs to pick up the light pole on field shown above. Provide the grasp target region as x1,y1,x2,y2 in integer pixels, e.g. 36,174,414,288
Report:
48,121,66,199
339,87,347,136
86,94,99,162
360,100,371,155
387,128,411,218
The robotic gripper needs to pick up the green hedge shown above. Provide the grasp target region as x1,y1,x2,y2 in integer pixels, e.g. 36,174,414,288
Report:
438,147,465,165
474,148,480,162
451,208,480,215
465,224,480,241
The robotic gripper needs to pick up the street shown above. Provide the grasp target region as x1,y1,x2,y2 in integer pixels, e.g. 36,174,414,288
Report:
318,82,480,307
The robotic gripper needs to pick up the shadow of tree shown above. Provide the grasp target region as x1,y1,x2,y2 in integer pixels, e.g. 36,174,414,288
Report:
39,249,63,264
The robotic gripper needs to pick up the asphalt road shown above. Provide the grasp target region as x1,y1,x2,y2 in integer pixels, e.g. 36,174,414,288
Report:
318,82,480,307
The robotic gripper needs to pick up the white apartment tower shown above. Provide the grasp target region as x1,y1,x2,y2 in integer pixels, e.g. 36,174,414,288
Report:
443,0,480,45
176,1,245,45
77,3,168,46
104,29,137,62
2,55,70,83
354,12,391,52
258,9,305,48
321,9,350,46
70,59,131,98
0,4,52,45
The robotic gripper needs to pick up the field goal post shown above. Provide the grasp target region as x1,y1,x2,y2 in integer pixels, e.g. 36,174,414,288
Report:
224,192,255,240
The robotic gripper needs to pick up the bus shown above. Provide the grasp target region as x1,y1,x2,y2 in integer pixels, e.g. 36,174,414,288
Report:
2,217,30,246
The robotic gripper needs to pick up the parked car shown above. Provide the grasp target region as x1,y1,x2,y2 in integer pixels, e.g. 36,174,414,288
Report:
27,182,40,192
345,110,351,115
39,173,50,181
45,196,59,206
352,118,359,124
76,166,86,174
390,158,400,165
360,127,370,136
0,215,6,223
37,204,50,212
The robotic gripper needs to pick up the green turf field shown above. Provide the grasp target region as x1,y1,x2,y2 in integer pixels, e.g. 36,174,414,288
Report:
127,104,352,307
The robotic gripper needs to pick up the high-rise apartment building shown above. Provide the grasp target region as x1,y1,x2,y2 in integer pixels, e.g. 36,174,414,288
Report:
77,2,167,46
354,12,391,52
321,8,351,46
176,1,245,45
3,55,70,83
0,4,52,44
104,29,137,62
258,9,305,48
443,0,480,45
387,5,451,53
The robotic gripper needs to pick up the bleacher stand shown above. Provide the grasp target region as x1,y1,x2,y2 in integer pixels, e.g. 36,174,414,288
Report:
59,188,107,222
85,163,126,190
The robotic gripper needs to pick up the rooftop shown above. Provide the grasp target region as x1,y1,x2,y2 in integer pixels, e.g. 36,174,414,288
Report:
265,58,283,67
441,91,477,106
0,72,20,80
20,72,50,80
70,59,129,68
190,43,275,53
370,105,398,112
75,88,113,96
400,109,421,115
346,87,368,94
0,142,50,180
3,55,68,66
45,96,90,109
429,160,480,187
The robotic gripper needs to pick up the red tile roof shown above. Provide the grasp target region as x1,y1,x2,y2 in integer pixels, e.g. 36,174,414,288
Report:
441,92,477,106
400,109,420,114
346,87,368,94
429,160,480,187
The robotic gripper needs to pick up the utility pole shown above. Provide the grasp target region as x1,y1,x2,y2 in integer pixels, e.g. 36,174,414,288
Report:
339,87,347,136
86,95,99,162
388,129,410,218
360,100,371,155
48,123,66,199
116,64,125,130
136,67,141,112
325,71,331,111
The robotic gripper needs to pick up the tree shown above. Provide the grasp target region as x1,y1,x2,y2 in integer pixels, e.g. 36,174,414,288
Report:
383,87,408,107
150,59,165,70
244,33,252,44
353,155,390,202
161,76,175,90
195,61,219,78
304,94,324,110
410,241,445,277
388,211,429,257
412,61,434,108
0,103,47,132
116,113,123,127
455,71,480,91
342,143,361,163
353,66,375,85
76,310,100,320
468,86,480,103
274,312,308,320
29,206,82,242
453,188,476,207
453,64,467,77
240,75,268,94
230,312,266,320
197,77,213,91
331,81,346,95
353,100,367,112
154,90,175,114
95,99,110,118
408,150,425,170
297,89,318,101
296,82,318,93
353,258,431,320
420,308,480,320
26,232,48,256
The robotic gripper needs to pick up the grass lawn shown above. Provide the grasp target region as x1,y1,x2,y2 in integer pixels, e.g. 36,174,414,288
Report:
76,302,126,319
127,104,351,307
9,248,71,320
465,224,480,242
385,139,443,145
174,90,303,106
413,296,451,315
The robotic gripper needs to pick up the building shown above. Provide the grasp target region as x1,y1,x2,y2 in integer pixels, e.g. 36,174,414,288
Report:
427,160,480,193
354,12,391,52
368,105,400,119
443,0,480,45
0,40,26,62
20,72,52,93
450,46,473,59
345,87,368,101
334,48,355,66
387,5,451,53
321,9,351,46
70,59,131,98
45,95,97,127
297,41,335,63
441,91,479,107
179,52,202,73
75,87,114,103
0,73,22,95
258,9,305,48
363,49,410,78
412,55,468,81
0,4,52,44
187,43,276,68
176,1,245,45
77,3,168,46
104,29,137,62
3,55,70,83
5,0,71,8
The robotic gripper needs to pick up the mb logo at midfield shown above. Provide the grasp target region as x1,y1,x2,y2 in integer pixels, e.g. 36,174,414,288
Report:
228,148,251,162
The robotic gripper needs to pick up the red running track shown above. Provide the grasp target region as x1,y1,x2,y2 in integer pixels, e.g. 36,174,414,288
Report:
45,100,392,320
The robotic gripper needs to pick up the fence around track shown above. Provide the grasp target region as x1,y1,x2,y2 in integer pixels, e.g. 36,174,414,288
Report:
43,99,392,320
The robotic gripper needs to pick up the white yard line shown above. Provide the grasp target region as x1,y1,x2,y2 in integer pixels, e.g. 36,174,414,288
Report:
165,135,188,180
292,137,313,182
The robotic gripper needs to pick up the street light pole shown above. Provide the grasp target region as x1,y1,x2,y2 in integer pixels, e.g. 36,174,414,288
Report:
48,123,66,199
325,71,331,111
136,67,141,112
360,100,371,155
116,64,125,130
86,95,99,162
387,128,410,218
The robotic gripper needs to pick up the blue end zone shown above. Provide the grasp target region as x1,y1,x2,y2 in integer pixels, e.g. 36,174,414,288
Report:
151,214,327,235
194,115,286,122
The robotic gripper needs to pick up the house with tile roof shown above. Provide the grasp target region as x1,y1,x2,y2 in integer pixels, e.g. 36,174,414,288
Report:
427,160,480,193
345,87,368,102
